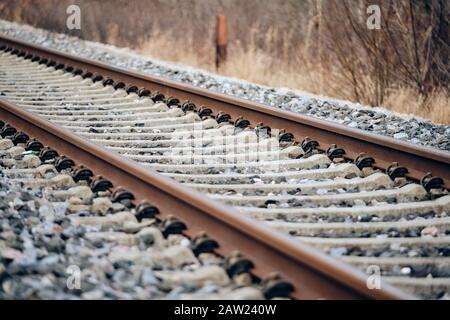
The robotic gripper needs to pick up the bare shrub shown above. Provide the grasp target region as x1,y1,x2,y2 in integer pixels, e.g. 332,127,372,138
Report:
319,0,449,106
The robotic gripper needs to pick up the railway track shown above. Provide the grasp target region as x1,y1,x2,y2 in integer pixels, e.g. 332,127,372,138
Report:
0,35,449,299
0,127,265,299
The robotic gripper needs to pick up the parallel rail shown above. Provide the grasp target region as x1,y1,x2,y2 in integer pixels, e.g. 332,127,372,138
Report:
0,91,409,300
1,34,449,299
0,35,448,188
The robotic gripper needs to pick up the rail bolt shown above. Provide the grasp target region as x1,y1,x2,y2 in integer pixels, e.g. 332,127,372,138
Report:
261,272,295,299
92,75,104,82
102,78,114,86
25,138,44,152
279,130,294,143
31,56,41,62
126,85,139,94
165,97,180,106
190,231,219,256
54,156,75,172
82,71,93,79
64,66,74,73
255,123,271,136
386,162,408,180
24,53,33,60
216,111,231,124
161,215,187,237
225,251,255,277
300,136,319,153
198,106,213,118
39,147,58,162
113,81,126,89
55,63,65,70
326,144,346,161
264,199,278,207
90,175,114,193
234,116,250,129
420,172,444,191
46,60,56,67
150,92,165,102
354,153,375,170
181,101,196,112
111,187,135,204
72,164,93,182
72,68,83,76
137,88,151,97
1,124,17,138
135,201,160,222
12,131,29,145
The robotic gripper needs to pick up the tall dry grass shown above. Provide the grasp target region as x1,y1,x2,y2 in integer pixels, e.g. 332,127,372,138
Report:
383,88,449,122
1,0,448,123
139,28,449,124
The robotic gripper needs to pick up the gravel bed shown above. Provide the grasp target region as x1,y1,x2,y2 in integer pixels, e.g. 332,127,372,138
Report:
266,210,444,224
329,244,450,259
0,138,264,300
0,19,448,152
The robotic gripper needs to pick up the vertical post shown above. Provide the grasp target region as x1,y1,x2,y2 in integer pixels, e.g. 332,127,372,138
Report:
215,15,227,70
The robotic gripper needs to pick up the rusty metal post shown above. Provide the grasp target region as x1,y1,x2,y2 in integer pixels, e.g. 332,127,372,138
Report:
215,15,227,70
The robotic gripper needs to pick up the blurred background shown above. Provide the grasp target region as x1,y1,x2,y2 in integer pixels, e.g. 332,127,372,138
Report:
0,0,448,122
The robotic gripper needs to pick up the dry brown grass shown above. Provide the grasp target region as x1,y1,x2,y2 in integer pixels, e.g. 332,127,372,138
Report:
139,31,450,124
1,0,448,123
383,88,449,123
139,31,214,71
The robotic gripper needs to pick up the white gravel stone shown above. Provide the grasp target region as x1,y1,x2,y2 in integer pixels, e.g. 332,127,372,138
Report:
393,132,409,140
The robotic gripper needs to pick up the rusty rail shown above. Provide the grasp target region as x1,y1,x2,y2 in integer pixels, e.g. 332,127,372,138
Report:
1,34,442,299
0,35,448,189
0,98,412,300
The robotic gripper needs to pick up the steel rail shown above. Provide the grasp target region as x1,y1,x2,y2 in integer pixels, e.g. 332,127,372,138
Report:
0,98,413,300
0,34,448,189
